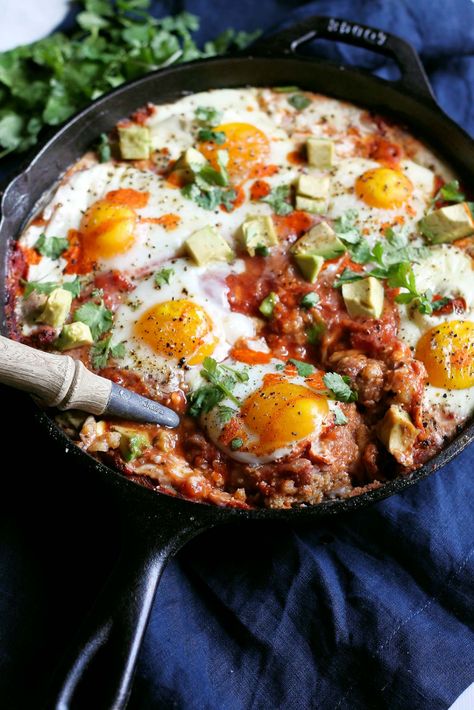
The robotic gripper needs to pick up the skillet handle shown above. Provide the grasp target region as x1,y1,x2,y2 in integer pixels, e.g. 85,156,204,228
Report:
250,15,436,104
49,494,217,710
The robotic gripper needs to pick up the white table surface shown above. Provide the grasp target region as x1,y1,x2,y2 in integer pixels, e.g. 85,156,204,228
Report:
1,3,472,708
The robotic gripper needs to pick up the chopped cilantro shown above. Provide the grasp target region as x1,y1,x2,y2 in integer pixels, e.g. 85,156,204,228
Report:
35,233,69,259
261,184,293,216
275,363,285,371
195,106,222,126
333,405,348,425
217,405,238,423
73,299,113,340
323,372,358,403
307,323,325,344
288,359,316,377
333,268,364,288
96,132,111,162
259,291,278,317
188,356,244,417
154,267,174,288
288,94,311,110
300,292,320,309
255,244,270,257
22,276,81,298
90,335,125,369
333,209,360,244
432,179,465,204
431,296,452,312
197,128,226,144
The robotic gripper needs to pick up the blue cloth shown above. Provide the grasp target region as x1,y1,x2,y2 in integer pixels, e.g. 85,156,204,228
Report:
1,2,474,709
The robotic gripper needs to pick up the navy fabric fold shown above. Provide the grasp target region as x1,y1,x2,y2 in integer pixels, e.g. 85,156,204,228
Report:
0,2,473,709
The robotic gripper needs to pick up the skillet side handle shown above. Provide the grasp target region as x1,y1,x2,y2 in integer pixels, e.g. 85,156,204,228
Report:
51,496,217,710
250,15,436,104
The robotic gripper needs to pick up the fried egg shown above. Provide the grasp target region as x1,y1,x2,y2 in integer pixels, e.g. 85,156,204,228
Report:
201,359,341,464
397,245,474,419
326,157,435,240
112,259,255,387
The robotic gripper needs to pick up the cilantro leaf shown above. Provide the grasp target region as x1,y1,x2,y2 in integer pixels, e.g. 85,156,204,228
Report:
333,405,348,425
307,323,325,344
288,359,316,377
96,132,111,162
217,405,238,423
255,244,270,257
323,372,358,402
261,184,293,216
197,128,225,144
431,296,452,312
74,299,113,340
22,276,81,299
333,209,360,244
188,356,245,417
300,292,320,309
195,106,222,126
432,179,465,204
333,269,364,288
90,335,125,369
154,267,174,288
288,94,311,110
35,233,69,259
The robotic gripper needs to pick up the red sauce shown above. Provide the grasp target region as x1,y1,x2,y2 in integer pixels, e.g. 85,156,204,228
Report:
287,149,306,165
366,135,403,167
105,189,149,209
273,211,314,242
141,214,181,230
249,179,271,200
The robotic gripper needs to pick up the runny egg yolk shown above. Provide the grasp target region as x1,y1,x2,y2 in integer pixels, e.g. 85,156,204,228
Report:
355,167,413,209
198,123,270,179
240,381,329,454
80,199,136,261
134,299,217,365
415,320,474,389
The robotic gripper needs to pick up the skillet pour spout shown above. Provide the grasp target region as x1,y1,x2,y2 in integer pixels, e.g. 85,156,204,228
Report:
1,15,473,710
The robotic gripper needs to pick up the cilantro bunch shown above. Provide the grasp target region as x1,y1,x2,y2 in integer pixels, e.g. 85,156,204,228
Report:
0,0,259,158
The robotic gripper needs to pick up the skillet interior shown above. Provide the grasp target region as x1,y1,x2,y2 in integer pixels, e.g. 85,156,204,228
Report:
1,53,474,523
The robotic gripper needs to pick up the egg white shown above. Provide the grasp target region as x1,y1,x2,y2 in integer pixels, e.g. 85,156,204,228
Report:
397,245,474,420
200,358,339,465
112,258,256,388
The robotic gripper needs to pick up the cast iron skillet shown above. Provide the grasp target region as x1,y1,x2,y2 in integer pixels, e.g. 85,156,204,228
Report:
1,15,474,709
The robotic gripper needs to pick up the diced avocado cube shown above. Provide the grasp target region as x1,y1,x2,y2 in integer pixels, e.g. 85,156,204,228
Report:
342,276,384,319
117,429,150,462
291,222,345,260
241,215,278,256
294,254,324,283
306,138,335,168
419,203,474,242
56,322,94,351
118,124,151,160
295,196,326,214
37,288,72,329
376,405,419,464
296,175,330,200
185,226,234,265
174,147,207,172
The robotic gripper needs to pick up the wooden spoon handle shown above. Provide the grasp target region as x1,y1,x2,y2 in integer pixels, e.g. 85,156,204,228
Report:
0,335,111,414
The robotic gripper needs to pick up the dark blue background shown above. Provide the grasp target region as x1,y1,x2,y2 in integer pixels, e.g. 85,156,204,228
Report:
1,1,474,708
